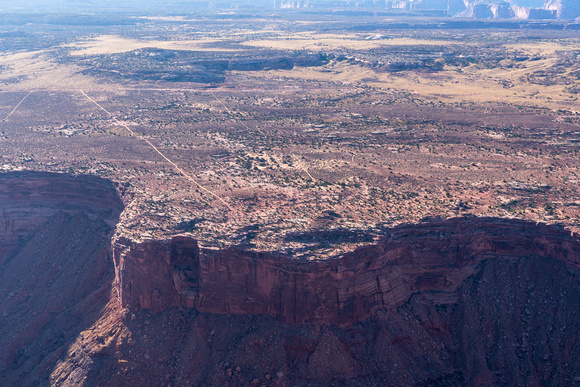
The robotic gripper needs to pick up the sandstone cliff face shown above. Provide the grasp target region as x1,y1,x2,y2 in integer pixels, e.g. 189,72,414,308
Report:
544,0,580,19
101,217,580,385
114,217,580,326
448,0,578,19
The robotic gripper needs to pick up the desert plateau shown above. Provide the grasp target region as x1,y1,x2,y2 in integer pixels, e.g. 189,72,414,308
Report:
1,1,579,385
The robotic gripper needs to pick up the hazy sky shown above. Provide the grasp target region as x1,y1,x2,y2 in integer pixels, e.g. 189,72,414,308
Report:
1,0,208,12
1,0,562,14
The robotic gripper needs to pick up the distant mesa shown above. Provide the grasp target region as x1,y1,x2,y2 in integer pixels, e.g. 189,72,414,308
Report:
276,0,580,19
79,49,330,84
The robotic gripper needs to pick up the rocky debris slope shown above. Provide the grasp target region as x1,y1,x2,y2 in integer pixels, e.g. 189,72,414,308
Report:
0,172,123,386
60,239,580,386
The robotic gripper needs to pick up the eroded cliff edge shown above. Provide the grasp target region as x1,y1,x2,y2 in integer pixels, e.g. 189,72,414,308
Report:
2,171,579,385
114,217,580,325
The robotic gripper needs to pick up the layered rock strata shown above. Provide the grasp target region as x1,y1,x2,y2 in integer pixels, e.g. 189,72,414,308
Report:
114,217,580,325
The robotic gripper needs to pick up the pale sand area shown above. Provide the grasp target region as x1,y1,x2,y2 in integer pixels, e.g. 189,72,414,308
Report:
241,57,578,112
64,35,238,56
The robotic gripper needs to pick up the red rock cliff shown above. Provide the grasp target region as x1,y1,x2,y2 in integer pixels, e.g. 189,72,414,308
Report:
113,217,580,325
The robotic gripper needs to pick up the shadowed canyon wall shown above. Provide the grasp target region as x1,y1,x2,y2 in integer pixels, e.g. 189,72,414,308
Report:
0,172,123,386
0,171,123,259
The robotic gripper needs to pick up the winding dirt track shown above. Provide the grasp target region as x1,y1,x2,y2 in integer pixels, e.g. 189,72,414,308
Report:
2,92,32,121
80,89,233,211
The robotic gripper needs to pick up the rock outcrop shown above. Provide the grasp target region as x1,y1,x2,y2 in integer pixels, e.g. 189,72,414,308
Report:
114,217,580,326
385,0,580,19
80,49,330,84
455,0,579,19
